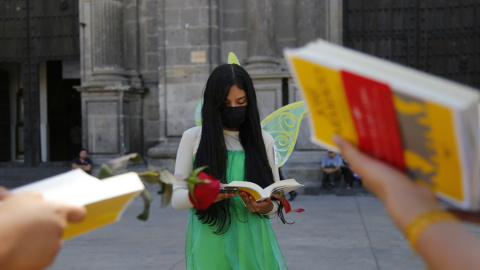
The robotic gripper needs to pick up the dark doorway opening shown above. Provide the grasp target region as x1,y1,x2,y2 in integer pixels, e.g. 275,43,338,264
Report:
0,70,11,161
47,61,81,161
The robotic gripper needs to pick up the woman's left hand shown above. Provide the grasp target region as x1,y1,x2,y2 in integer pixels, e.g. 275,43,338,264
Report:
239,191,273,214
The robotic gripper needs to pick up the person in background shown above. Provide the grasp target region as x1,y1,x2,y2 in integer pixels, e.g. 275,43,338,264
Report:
71,149,93,174
321,150,343,188
335,136,480,270
341,157,355,189
0,186,86,270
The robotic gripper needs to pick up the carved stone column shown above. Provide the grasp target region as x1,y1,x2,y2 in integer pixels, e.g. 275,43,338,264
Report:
295,0,342,46
78,0,144,163
91,0,128,83
296,0,325,46
244,0,279,69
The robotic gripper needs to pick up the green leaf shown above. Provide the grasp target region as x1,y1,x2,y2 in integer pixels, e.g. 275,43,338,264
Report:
159,169,179,185
138,170,161,184
129,153,142,163
157,182,166,195
137,189,154,221
97,164,114,179
108,153,140,172
191,166,207,177
161,184,173,208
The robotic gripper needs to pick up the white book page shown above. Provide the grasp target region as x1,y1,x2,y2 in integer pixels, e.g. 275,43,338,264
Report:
264,179,303,195
12,169,144,206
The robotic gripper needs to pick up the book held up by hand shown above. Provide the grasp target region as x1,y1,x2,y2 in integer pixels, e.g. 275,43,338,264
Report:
12,169,145,239
284,39,480,210
225,179,303,202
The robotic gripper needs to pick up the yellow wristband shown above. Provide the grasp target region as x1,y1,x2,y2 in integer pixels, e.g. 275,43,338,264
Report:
405,209,458,252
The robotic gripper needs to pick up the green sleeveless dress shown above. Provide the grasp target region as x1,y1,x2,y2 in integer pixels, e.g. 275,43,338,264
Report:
186,150,288,270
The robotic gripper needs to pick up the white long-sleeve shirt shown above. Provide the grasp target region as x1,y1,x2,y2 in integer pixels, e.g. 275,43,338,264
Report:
172,126,280,215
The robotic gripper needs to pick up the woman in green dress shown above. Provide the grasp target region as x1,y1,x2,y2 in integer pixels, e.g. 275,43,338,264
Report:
172,64,288,270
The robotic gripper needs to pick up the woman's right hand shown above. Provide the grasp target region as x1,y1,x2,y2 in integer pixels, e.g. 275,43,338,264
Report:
214,184,236,203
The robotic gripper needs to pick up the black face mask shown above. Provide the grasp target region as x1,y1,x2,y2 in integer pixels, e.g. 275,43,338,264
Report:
221,106,247,129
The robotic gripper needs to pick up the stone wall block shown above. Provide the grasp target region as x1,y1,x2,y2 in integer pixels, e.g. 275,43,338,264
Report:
186,28,210,46
167,119,187,137
222,0,245,10
86,101,119,154
147,53,159,71
144,0,157,17
164,9,180,28
165,0,188,9
221,41,247,63
146,18,158,36
222,10,246,29
180,8,204,27
164,48,177,66
165,28,186,46
144,120,160,140
146,36,159,54
187,0,209,8
146,105,159,120
222,29,247,42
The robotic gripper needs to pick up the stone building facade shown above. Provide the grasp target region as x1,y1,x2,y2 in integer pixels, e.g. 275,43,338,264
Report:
0,0,340,186
77,0,343,182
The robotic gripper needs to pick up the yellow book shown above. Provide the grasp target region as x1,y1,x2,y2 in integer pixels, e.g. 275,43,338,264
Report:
12,169,144,239
284,39,480,210
225,179,303,202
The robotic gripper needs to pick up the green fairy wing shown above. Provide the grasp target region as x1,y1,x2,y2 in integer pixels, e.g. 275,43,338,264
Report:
227,52,240,66
195,52,241,126
261,101,307,167
195,98,203,126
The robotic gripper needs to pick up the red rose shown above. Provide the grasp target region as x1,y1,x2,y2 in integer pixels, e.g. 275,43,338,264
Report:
186,167,221,210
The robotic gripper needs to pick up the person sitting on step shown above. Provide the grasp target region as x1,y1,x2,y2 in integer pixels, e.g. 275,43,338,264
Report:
321,150,343,189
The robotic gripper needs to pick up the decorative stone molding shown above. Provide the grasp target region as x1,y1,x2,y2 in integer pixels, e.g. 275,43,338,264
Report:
76,85,145,162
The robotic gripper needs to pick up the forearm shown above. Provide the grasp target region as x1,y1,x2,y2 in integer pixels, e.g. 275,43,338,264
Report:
0,219,16,268
262,200,279,215
417,222,480,270
171,186,193,210
334,136,480,269
380,181,480,270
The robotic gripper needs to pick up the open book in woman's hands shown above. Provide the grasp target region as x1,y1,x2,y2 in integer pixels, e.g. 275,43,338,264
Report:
225,179,303,202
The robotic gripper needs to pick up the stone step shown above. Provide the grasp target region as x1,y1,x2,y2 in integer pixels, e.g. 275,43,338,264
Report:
0,161,151,189
302,180,370,196
0,163,71,188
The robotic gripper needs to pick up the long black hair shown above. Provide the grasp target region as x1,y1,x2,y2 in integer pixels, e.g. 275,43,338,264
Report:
194,64,275,234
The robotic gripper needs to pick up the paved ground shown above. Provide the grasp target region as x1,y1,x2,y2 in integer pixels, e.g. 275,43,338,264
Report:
48,194,431,270
4,166,480,270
